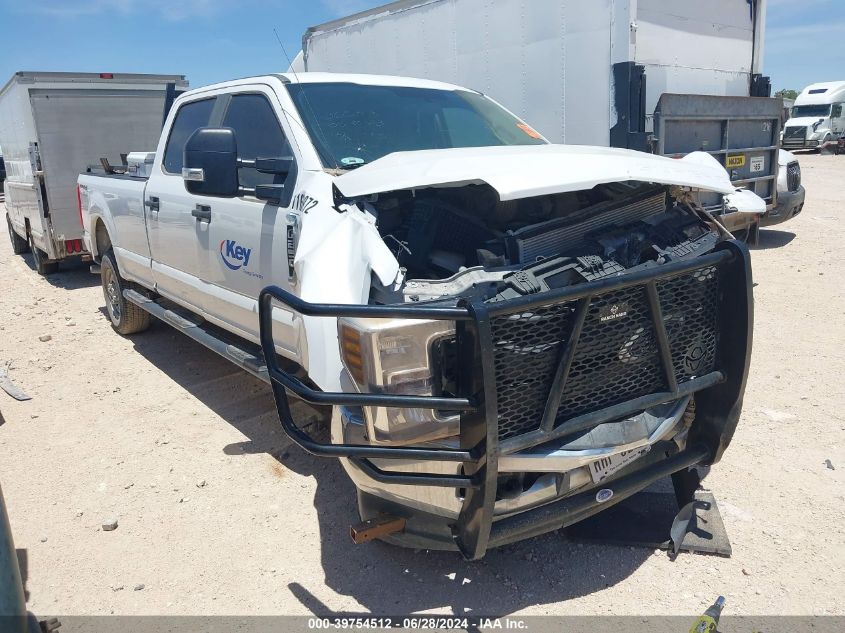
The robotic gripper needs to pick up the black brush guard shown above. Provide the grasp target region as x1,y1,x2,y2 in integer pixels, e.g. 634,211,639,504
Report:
258,241,753,559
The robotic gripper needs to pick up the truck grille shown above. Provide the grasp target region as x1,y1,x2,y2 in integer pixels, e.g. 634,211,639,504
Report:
783,126,807,146
786,162,801,192
489,266,720,441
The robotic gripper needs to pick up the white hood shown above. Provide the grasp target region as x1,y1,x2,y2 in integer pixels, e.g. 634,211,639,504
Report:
785,116,827,128
333,144,738,200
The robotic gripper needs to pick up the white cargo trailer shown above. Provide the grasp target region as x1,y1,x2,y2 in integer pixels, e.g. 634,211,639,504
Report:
298,0,780,223
1,72,188,274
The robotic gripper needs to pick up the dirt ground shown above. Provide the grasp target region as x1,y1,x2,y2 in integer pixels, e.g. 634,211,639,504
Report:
1,154,843,618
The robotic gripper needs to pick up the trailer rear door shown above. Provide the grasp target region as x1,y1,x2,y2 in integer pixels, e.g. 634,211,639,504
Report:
29,88,167,241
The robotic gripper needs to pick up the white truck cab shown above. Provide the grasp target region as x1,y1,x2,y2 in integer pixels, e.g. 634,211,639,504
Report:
79,73,756,559
783,81,845,150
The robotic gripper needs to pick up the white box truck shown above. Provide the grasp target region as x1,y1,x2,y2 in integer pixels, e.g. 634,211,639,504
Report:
782,81,845,150
295,0,783,233
1,72,188,274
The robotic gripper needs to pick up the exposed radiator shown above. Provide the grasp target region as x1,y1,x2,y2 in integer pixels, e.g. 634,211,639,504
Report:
505,190,667,264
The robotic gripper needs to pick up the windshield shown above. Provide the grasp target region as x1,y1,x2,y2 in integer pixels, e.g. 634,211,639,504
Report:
286,82,546,169
791,104,831,118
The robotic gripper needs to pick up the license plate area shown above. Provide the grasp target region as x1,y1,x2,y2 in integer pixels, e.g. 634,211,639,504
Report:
589,446,651,484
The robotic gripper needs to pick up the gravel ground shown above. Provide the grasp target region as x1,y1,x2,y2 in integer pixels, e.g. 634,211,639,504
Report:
1,153,843,617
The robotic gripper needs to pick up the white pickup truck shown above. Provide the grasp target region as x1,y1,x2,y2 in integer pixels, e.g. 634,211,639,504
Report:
79,72,755,559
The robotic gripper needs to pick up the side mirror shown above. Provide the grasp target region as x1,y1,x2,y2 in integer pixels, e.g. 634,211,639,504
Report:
252,156,295,204
183,127,239,197
255,157,294,175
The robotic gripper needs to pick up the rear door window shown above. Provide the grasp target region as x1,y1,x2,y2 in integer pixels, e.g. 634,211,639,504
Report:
221,93,292,189
162,98,216,174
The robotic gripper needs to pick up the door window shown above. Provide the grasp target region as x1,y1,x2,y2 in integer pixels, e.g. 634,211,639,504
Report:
221,94,292,190
832,104,843,118
162,98,216,174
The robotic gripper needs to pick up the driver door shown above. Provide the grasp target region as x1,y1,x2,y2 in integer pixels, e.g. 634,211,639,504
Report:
199,87,299,342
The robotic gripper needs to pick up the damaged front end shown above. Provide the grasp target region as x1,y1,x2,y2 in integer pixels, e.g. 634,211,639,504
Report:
258,151,753,560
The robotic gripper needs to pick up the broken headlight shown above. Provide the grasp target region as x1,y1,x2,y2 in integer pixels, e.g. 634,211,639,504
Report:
337,317,458,445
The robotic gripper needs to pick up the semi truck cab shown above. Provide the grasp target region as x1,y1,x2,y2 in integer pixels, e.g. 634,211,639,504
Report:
783,81,845,150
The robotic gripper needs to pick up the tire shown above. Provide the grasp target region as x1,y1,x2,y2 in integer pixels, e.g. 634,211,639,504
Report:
28,234,59,275
6,216,29,255
101,249,150,335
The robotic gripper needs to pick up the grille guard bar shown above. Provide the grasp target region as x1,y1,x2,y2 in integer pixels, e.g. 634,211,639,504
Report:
258,241,752,559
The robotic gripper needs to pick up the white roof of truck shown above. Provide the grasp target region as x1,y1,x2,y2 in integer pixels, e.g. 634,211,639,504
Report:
188,72,476,96
795,81,845,105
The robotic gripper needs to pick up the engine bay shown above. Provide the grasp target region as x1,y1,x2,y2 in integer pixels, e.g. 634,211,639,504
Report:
365,181,721,303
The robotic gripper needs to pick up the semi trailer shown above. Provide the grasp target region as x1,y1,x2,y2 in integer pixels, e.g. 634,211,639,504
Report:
295,0,781,234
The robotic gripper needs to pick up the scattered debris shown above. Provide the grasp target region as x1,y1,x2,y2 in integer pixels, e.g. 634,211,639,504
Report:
742,568,751,576
102,518,119,531
825,459,835,471
757,408,796,423
0,361,32,401
134,584,145,591
196,479,207,488
40,537,48,543
111,585,124,592
38,335,52,342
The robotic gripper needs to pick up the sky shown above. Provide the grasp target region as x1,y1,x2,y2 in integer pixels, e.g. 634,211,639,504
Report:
0,0,840,93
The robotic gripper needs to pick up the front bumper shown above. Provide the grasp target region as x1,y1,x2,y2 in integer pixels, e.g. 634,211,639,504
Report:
761,186,806,227
258,241,753,559
783,139,819,150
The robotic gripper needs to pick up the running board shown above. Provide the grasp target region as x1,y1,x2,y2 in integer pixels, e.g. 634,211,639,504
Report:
123,289,269,383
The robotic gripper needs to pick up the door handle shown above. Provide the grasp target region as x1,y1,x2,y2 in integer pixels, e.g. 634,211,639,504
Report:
144,196,160,212
192,204,211,222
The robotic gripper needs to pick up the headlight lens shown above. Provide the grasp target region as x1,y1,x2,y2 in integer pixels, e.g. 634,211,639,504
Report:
338,317,458,444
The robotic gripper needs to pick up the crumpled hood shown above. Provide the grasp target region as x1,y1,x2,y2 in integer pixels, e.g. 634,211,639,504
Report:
333,144,738,200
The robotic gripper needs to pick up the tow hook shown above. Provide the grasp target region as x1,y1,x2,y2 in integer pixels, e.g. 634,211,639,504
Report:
350,515,406,544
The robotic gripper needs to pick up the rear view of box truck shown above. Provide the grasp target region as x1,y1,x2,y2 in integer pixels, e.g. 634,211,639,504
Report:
1,71,187,274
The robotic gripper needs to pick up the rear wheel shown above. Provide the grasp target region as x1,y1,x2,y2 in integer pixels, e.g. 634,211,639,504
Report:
101,249,150,335
28,234,59,275
6,216,29,255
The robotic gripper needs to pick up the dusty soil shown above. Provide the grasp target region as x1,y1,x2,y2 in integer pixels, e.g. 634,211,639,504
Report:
1,154,843,617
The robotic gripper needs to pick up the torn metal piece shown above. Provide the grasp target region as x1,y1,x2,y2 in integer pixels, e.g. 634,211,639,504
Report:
0,364,31,401
670,501,696,555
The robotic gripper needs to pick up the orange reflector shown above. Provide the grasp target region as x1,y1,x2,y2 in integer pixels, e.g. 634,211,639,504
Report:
339,325,365,385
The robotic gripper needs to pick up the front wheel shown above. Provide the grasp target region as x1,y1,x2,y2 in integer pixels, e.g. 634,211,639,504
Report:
101,249,150,335
28,235,58,275
6,216,29,255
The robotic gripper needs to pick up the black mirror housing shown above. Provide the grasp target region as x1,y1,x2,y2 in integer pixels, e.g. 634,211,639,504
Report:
255,184,286,203
183,127,239,197
255,157,294,175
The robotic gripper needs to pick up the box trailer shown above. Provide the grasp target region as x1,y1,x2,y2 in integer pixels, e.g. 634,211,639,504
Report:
297,0,780,229
1,72,188,274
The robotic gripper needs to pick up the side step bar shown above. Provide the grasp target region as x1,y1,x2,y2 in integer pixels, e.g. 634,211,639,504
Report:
123,289,269,383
